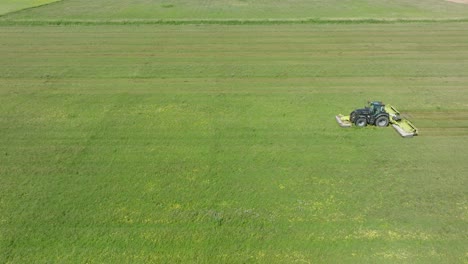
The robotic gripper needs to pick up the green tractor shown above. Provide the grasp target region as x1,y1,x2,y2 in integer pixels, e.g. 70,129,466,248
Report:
336,101,418,138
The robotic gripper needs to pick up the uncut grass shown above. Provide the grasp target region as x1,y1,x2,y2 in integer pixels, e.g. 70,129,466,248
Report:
2,0,468,21
1,24,468,262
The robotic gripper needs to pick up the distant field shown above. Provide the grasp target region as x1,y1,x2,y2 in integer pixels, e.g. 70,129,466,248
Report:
0,0,59,15
1,23,467,263
1,0,468,21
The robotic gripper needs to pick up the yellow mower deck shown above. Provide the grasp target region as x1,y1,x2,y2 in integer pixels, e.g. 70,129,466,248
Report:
335,114,352,127
385,105,418,138
335,104,418,138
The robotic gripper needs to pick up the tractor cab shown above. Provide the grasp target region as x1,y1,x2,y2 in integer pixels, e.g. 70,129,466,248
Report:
368,101,385,116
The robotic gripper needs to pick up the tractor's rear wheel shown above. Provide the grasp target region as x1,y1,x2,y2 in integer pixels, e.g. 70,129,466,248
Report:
375,116,389,127
355,117,367,127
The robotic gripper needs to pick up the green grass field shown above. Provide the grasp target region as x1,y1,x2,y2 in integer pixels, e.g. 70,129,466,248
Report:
2,0,468,21
1,1,468,263
0,0,59,15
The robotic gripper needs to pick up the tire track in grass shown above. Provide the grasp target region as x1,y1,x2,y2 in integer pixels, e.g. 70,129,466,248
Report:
411,111,468,136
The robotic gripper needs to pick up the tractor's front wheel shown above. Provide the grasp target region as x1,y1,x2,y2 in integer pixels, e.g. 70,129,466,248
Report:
355,117,367,127
375,116,389,127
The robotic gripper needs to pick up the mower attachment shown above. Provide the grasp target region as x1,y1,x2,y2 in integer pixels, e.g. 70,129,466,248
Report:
385,105,418,138
335,114,352,127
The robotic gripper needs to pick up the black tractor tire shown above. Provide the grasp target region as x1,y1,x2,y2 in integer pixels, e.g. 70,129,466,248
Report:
350,111,356,122
375,116,389,127
355,117,367,127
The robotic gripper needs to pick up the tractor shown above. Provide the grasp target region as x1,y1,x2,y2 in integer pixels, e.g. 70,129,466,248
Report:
349,101,390,127
335,101,418,138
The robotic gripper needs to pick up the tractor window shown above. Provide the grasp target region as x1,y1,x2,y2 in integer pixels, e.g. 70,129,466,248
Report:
374,106,381,114
371,104,383,114
379,106,384,113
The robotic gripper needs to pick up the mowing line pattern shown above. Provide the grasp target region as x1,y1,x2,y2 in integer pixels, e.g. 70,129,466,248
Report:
1,23,467,262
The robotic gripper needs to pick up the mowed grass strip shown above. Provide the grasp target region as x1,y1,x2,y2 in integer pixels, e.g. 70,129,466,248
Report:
1,24,467,262
1,0,468,21
2,24,468,79
4,18,468,27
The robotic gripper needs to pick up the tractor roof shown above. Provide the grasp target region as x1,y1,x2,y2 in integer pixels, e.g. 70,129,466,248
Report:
370,101,384,106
